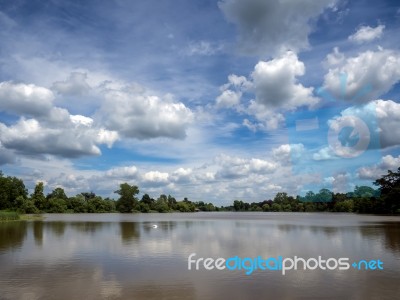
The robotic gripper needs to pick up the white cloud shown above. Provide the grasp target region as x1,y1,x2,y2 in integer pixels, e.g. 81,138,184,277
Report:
348,25,385,44
218,0,337,55
357,155,400,180
250,52,318,110
323,48,400,103
273,143,305,163
215,154,277,179
0,80,119,158
324,47,345,67
0,116,118,158
105,166,138,179
170,168,193,183
97,86,193,140
217,52,318,130
142,171,170,184
313,147,337,161
340,99,400,149
0,82,54,117
52,72,91,95
216,89,242,108
325,172,351,193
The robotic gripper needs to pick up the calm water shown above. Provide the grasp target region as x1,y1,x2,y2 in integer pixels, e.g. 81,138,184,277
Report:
1,213,400,300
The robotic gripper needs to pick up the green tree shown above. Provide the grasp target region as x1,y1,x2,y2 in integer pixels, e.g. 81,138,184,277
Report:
374,167,400,213
271,203,282,212
47,198,68,213
47,187,68,200
15,196,39,214
0,172,28,210
315,189,333,203
67,195,87,213
155,195,170,212
32,182,47,212
115,183,139,213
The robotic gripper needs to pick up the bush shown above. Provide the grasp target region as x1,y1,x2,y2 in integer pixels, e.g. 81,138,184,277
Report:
0,211,20,221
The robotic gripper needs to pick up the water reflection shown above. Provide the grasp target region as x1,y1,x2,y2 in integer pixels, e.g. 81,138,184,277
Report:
33,221,43,246
0,213,399,299
69,222,107,234
0,221,27,250
120,222,140,244
359,222,400,254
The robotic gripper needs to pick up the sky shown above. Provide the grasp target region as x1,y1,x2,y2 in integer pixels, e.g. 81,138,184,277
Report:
0,0,400,204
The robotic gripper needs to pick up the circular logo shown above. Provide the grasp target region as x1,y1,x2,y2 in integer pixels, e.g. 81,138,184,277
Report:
328,116,370,158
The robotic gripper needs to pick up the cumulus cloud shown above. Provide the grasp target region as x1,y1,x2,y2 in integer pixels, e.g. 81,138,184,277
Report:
171,168,193,183
357,155,400,180
218,0,337,55
340,99,400,149
272,143,305,163
323,47,345,67
324,172,351,193
52,72,91,95
215,154,277,179
105,166,138,179
250,52,318,109
0,115,118,158
348,25,385,44
323,48,400,103
142,171,170,185
98,86,193,140
313,147,338,161
216,90,242,108
0,82,54,117
217,52,318,130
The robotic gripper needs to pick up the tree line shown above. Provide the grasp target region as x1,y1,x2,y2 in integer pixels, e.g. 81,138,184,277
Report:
0,167,399,214
229,168,400,214
0,172,216,213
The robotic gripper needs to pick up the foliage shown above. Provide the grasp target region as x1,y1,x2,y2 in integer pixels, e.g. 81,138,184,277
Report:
115,183,140,213
0,211,20,221
0,167,399,214
374,167,400,213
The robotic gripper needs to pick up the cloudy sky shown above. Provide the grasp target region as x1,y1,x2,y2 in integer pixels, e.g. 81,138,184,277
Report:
0,0,400,204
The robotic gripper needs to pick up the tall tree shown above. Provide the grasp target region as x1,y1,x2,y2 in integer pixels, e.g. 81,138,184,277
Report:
32,182,47,212
374,167,400,213
115,183,139,213
47,187,68,200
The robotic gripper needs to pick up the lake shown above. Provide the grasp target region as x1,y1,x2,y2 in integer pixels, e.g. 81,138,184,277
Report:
0,212,400,299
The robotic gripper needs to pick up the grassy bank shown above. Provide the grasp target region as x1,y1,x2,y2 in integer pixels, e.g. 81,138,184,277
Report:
0,211,20,221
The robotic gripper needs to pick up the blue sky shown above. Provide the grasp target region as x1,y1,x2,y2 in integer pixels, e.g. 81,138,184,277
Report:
0,0,400,204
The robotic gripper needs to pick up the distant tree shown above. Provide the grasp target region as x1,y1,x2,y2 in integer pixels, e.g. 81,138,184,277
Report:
0,172,28,210
233,200,243,211
374,167,400,213
167,195,177,210
271,203,282,212
155,195,170,212
81,192,96,202
32,182,47,212
262,203,270,211
315,189,333,203
47,198,68,213
67,195,87,213
115,183,139,213
176,201,191,212
15,196,39,214
47,187,68,200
